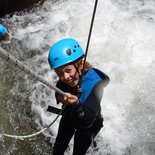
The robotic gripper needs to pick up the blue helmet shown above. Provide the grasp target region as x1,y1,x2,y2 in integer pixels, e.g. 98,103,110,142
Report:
48,38,85,69
0,24,7,36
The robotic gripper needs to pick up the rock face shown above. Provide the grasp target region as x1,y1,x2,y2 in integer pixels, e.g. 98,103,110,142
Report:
0,0,45,17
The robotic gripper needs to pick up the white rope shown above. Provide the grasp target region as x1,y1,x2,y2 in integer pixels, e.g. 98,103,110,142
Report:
0,46,67,139
0,47,67,97
2,128,47,140
1,106,64,140
1,104,66,140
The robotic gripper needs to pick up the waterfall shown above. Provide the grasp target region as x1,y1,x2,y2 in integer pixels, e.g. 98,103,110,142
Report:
0,0,155,154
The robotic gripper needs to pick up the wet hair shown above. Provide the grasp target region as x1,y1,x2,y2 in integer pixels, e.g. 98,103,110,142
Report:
74,59,92,74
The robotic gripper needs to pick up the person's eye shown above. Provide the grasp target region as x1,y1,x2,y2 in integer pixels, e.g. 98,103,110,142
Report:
66,69,72,73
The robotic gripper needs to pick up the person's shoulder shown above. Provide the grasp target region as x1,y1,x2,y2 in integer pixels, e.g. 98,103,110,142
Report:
93,68,109,79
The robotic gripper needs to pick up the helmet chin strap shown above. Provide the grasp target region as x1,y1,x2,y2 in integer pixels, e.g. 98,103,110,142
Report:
72,62,83,94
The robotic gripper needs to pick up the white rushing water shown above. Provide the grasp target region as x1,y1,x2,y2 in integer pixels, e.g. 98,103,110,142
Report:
1,0,155,154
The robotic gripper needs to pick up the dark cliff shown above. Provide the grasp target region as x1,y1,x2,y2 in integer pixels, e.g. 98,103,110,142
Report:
0,0,45,17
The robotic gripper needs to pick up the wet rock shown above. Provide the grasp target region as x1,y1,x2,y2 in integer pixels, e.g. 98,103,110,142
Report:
0,0,45,17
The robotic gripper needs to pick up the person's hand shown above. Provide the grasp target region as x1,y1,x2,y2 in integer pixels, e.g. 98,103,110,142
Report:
57,93,78,105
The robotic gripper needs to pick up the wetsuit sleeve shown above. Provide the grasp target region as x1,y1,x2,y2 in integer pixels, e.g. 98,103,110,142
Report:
72,80,105,129
55,80,68,104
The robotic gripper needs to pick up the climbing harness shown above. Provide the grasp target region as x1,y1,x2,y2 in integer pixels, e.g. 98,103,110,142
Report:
0,0,99,140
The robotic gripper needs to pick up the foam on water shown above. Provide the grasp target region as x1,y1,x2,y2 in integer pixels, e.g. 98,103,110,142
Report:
2,0,155,154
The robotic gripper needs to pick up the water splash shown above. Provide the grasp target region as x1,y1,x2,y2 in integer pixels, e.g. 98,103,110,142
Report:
1,0,155,154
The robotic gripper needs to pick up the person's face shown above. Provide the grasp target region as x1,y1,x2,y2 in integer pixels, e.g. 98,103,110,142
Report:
55,61,83,87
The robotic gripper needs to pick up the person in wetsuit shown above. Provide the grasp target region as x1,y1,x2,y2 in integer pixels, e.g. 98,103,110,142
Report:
0,22,10,40
48,38,110,155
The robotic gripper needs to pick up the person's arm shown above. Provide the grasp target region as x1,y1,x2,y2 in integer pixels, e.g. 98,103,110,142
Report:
55,80,78,105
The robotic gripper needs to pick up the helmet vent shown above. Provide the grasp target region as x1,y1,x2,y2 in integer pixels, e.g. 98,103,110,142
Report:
66,49,72,55
54,57,59,61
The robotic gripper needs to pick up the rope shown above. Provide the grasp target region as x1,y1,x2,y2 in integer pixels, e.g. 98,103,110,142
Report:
2,105,66,140
0,0,99,140
82,0,98,75
0,47,67,97
0,46,67,139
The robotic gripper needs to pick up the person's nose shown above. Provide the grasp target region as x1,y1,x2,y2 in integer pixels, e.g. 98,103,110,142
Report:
63,72,70,80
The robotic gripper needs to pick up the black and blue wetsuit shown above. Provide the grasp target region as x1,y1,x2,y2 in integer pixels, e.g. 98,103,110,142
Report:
53,68,110,155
